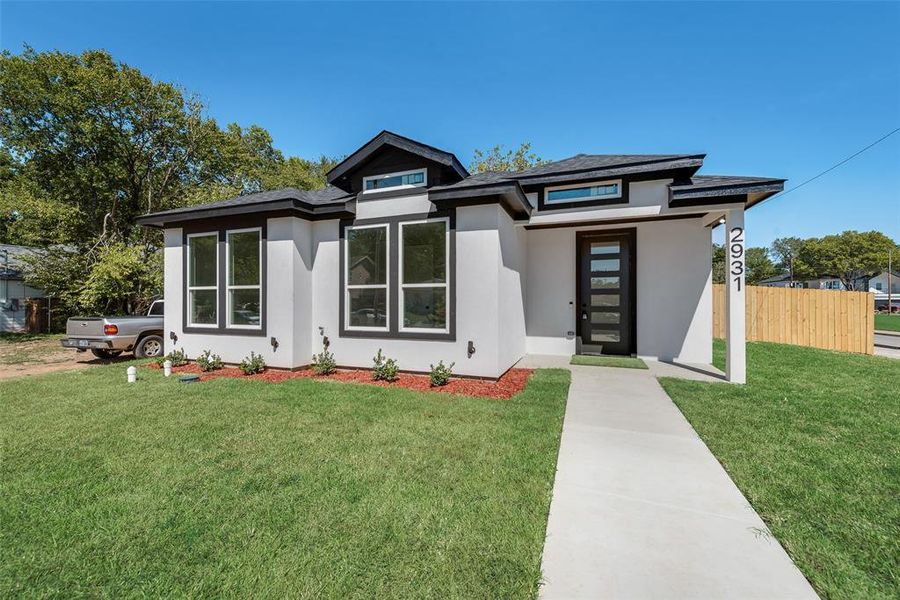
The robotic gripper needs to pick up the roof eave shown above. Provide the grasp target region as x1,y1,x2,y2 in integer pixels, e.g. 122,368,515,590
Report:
136,199,355,228
669,180,785,209
430,181,532,219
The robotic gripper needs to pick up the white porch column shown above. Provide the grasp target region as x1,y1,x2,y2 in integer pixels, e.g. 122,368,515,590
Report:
725,208,746,383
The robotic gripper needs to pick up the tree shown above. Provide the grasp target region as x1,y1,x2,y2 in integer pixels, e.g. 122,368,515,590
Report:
745,247,778,285
798,231,898,290
712,244,726,284
770,237,814,283
469,142,546,173
713,244,776,285
0,46,332,318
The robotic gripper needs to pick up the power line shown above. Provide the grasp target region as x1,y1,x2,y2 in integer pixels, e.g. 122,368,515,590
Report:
761,126,900,205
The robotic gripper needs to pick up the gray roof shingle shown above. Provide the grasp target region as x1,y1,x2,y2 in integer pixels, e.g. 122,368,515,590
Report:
140,186,352,220
514,154,704,177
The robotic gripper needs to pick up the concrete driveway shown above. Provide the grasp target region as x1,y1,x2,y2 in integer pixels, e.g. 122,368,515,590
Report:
524,358,817,599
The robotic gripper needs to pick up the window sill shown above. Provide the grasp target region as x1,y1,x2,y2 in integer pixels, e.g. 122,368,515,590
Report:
339,328,455,342
183,326,268,337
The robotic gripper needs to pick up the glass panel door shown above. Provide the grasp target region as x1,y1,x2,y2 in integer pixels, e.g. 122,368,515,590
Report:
578,233,634,355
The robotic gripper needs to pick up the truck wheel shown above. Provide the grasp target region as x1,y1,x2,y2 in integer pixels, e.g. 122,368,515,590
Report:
91,349,123,359
135,335,164,358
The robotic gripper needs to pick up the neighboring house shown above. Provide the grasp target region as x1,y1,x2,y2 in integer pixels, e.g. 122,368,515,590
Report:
757,274,850,291
854,270,900,295
804,277,847,291
0,244,47,333
757,274,794,288
137,130,784,382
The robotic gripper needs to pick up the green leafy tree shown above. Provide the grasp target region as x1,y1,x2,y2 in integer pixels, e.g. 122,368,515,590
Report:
770,237,814,282
712,244,726,284
77,243,162,314
469,142,546,173
713,244,776,285
798,231,898,290
0,47,331,319
745,247,778,285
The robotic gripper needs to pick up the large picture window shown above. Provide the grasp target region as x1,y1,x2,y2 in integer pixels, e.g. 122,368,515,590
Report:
345,224,389,330
187,232,218,327
226,228,262,328
400,219,449,332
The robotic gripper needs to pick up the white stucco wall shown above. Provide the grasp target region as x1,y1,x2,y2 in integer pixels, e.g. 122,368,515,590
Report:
635,219,712,363
308,204,517,377
163,218,311,369
525,217,713,364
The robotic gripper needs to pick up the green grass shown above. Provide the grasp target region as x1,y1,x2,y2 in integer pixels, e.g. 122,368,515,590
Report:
874,313,900,332
0,364,570,598
0,332,60,344
660,340,900,599
569,354,647,369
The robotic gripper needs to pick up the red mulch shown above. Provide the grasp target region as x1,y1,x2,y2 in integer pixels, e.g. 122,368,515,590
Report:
146,362,533,400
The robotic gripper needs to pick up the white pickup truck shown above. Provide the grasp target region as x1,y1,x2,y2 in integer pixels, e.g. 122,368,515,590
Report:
61,300,165,359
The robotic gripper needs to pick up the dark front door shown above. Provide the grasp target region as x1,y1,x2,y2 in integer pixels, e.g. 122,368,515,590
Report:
577,231,635,355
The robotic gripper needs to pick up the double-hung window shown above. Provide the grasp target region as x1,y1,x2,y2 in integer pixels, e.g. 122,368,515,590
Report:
399,218,449,332
363,168,427,193
187,232,218,327
345,224,389,330
226,228,262,328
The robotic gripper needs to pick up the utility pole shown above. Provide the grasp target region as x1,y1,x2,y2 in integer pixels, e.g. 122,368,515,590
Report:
889,248,893,314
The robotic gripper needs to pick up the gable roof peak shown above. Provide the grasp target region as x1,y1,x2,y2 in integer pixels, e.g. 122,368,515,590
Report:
326,130,469,191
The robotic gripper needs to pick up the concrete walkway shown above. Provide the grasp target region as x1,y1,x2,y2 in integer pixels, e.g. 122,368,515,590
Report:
524,358,817,599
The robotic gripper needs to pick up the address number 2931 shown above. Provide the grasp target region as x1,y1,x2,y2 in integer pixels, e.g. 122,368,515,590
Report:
729,226,745,291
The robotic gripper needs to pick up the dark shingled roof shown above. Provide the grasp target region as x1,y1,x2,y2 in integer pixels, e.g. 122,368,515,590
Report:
143,186,350,218
430,170,515,190
514,154,705,178
671,175,786,190
669,175,786,209
135,186,354,226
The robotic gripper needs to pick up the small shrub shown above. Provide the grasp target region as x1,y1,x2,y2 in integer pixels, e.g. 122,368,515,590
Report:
372,348,399,382
429,360,455,387
156,348,187,367
311,338,336,375
196,349,224,372
239,351,266,375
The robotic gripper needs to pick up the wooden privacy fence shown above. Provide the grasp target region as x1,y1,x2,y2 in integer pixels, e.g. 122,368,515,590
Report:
713,284,875,354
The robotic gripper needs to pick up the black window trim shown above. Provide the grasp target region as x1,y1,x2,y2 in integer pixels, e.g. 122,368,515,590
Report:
339,209,456,341
181,216,268,337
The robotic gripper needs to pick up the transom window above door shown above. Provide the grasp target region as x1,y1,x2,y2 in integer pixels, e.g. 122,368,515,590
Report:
363,168,427,193
545,180,622,204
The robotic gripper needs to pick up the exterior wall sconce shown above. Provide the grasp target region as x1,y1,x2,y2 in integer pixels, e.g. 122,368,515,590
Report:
467,340,476,358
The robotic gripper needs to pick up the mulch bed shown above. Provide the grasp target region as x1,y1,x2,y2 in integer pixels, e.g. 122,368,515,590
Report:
146,362,533,400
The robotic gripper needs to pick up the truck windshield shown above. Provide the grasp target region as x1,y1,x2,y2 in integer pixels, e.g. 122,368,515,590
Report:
148,301,164,316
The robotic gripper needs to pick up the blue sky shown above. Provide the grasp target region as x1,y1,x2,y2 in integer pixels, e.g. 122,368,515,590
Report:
2,1,898,248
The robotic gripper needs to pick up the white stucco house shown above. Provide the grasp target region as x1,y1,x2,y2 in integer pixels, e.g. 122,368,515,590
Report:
138,131,784,383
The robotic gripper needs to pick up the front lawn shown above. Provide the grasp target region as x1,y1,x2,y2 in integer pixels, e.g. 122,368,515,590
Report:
0,364,570,598
660,341,900,599
874,313,900,332
570,354,647,369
